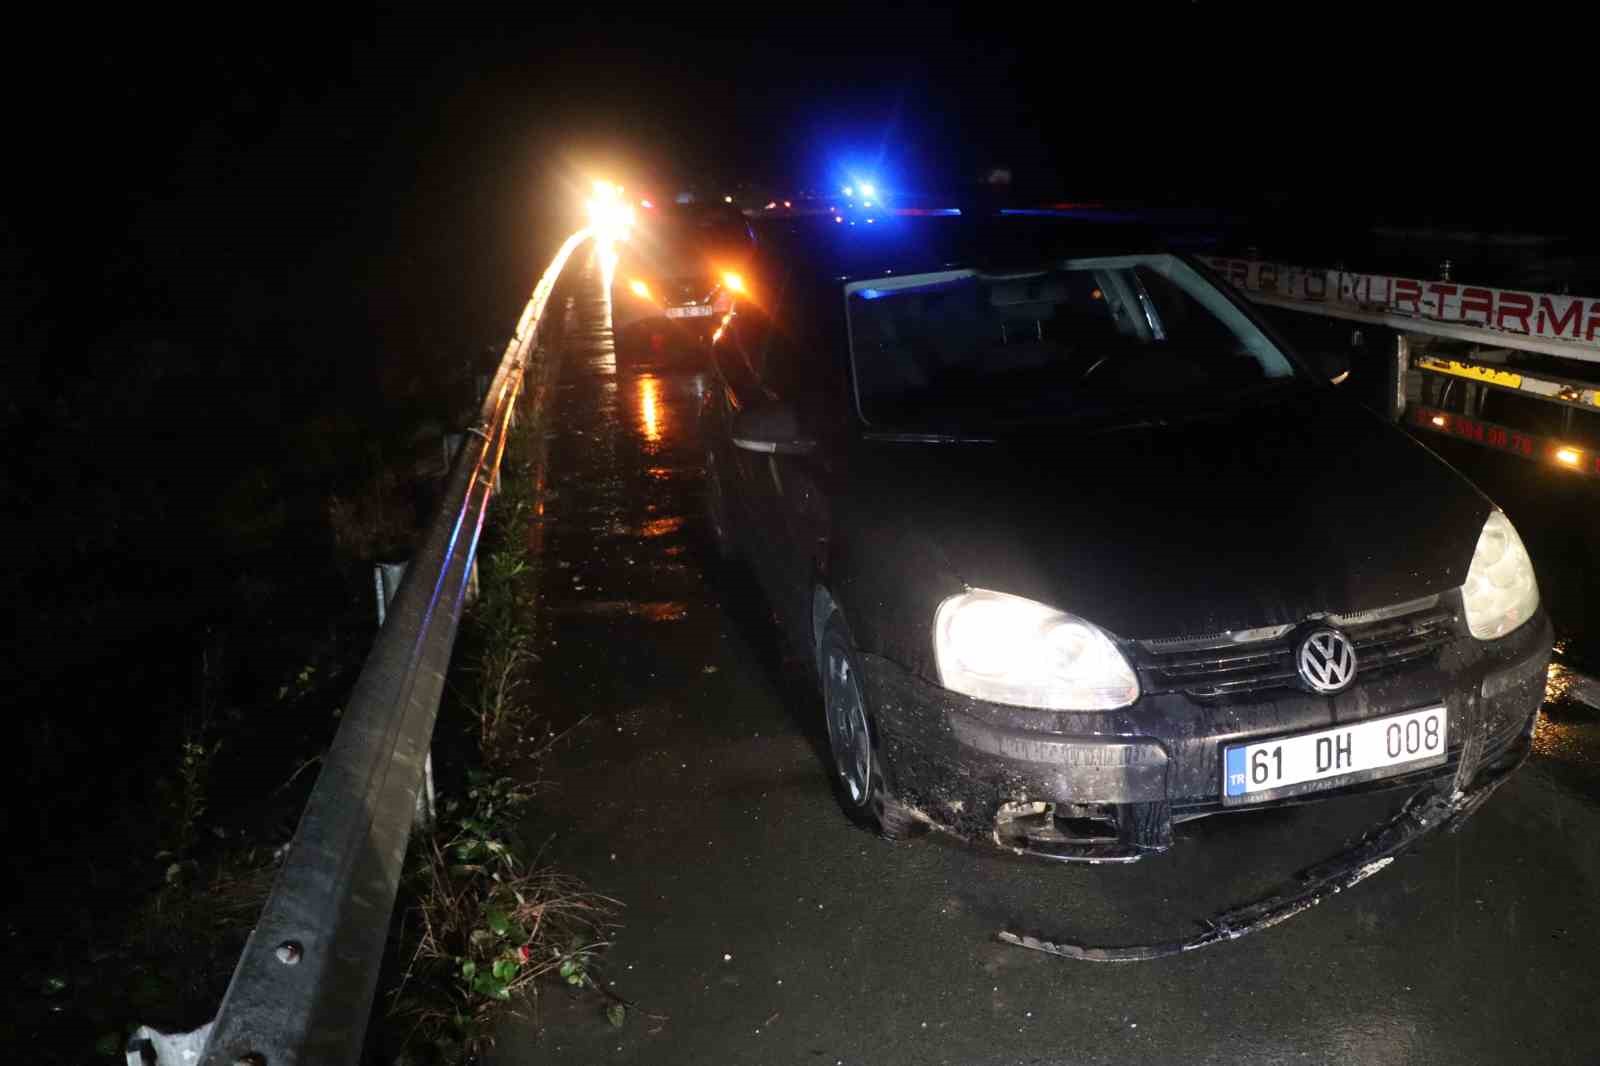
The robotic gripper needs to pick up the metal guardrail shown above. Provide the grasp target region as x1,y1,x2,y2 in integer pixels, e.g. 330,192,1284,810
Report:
165,229,591,1066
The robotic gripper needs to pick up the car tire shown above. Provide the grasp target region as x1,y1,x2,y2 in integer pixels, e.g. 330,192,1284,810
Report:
819,612,922,842
704,447,736,560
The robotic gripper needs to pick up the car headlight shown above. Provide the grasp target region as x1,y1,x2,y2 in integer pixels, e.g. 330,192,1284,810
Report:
933,589,1140,710
1461,510,1540,640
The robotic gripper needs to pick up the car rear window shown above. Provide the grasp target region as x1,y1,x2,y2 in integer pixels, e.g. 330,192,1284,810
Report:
845,254,1298,428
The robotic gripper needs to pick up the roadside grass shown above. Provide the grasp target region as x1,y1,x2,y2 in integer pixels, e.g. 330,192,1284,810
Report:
127,847,278,1036
57,633,354,1062
467,372,555,769
128,657,260,1024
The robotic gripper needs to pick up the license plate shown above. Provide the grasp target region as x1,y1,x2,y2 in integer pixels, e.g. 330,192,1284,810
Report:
664,305,713,318
1222,706,1447,802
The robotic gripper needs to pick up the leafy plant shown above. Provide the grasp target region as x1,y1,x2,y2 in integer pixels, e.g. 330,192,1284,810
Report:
445,772,531,869
392,782,618,1062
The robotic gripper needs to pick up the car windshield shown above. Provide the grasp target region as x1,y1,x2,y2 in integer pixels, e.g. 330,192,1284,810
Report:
845,253,1302,429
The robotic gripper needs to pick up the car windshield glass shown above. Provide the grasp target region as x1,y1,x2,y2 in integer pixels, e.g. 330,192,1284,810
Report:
845,254,1301,429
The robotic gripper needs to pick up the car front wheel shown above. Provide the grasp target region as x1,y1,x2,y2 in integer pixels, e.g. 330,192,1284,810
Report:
819,612,922,841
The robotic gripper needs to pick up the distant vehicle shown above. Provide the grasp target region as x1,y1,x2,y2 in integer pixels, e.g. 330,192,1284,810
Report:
703,211,1552,859
609,203,754,362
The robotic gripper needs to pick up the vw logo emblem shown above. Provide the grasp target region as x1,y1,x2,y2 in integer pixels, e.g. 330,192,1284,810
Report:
1297,628,1357,694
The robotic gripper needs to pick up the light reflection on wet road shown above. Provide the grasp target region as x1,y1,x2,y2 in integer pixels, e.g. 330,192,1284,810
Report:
495,250,1600,1066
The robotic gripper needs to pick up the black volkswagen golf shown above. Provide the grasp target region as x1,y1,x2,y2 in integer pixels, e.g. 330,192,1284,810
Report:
702,211,1552,862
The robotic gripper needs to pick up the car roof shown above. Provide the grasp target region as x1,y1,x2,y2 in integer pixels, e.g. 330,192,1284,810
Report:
749,212,1169,285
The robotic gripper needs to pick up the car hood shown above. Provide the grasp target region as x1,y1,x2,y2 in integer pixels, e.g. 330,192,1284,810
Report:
846,391,1491,639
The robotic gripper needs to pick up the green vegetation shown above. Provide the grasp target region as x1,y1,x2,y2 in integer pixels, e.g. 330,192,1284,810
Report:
390,775,618,1062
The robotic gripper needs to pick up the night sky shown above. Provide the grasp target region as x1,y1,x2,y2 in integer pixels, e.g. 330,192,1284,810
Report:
7,4,1595,420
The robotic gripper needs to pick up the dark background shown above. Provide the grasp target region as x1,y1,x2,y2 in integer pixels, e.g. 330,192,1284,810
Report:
9,4,1595,392
3,4,1595,1058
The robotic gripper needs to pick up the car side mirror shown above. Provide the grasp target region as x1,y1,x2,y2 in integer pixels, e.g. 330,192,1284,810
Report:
731,402,814,456
1313,349,1352,385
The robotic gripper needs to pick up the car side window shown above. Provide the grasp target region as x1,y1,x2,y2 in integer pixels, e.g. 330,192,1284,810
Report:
725,268,807,399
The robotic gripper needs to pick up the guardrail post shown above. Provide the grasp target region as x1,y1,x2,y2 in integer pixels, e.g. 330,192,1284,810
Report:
414,750,437,833
373,560,436,831
372,561,407,628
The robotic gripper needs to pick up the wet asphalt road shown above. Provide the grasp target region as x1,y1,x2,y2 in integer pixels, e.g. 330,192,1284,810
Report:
492,251,1600,1066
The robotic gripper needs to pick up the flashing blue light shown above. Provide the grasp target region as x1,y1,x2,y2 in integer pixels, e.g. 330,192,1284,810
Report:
858,182,876,199
842,185,854,197
859,289,885,300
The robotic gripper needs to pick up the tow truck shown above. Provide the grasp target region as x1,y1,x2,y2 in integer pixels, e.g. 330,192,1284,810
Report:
1202,253,1600,478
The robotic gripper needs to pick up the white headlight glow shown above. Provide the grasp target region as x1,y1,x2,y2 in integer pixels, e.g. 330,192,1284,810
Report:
1461,510,1540,640
933,589,1140,710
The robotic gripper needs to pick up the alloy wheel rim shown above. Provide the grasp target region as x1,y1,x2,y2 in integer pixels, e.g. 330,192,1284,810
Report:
825,647,872,806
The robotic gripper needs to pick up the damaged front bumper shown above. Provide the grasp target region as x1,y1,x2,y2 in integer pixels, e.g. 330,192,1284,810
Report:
998,729,1532,960
858,609,1552,863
